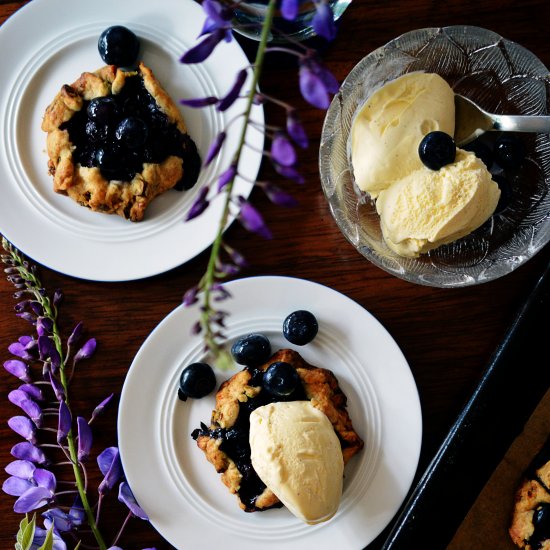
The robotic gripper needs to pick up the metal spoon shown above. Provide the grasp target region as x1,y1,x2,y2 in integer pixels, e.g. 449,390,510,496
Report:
454,94,550,146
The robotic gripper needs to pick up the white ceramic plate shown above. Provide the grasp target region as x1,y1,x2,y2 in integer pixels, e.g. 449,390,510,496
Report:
118,276,422,550
0,0,264,281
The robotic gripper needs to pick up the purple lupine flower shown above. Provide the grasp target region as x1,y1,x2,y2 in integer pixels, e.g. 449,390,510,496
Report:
183,286,199,307
260,182,299,207
16,312,36,323
18,335,34,346
11,442,48,465
90,393,114,423
13,469,56,513
8,416,37,444
73,338,96,364
274,162,305,184
286,110,309,149
8,390,43,427
180,28,227,64
3,476,35,496
43,508,74,532
186,186,210,221
31,526,67,550
238,199,273,239
8,341,33,360
203,131,226,166
312,2,337,41
38,334,61,371
216,262,240,277
5,459,36,479
77,417,93,462
180,96,219,108
97,447,122,494
223,243,248,268
67,321,83,348
118,482,149,520
36,317,54,336
34,469,56,492
218,69,248,112
29,302,43,316
57,401,71,444
271,133,297,167
281,0,299,19
3,359,31,382
212,283,232,301
68,496,85,527
298,55,339,109
49,372,65,402
53,289,63,306
217,164,237,192
202,0,232,28
14,300,30,313
19,384,45,402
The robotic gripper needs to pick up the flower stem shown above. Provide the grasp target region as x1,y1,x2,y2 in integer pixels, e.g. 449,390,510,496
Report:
199,0,277,362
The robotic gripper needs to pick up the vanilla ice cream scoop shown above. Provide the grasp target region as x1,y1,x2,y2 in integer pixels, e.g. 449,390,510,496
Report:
351,72,455,197
249,401,344,524
376,149,501,257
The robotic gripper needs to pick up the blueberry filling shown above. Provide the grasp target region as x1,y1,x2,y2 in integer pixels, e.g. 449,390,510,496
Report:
526,437,550,549
191,366,308,511
60,75,200,187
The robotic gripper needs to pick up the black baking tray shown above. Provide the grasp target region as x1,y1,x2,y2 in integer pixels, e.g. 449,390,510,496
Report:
380,258,550,550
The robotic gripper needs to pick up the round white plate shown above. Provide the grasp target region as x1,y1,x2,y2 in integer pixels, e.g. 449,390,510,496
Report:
118,276,422,550
0,0,264,281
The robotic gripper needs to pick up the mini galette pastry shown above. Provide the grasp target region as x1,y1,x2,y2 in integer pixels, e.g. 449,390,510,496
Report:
510,437,550,550
192,348,364,514
41,62,200,222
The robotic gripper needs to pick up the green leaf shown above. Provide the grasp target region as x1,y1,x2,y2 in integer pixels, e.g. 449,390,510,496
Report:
36,525,54,550
15,514,36,550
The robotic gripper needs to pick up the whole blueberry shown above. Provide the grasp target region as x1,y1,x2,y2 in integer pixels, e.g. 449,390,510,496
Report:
115,117,148,149
179,362,216,400
263,361,299,397
87,97,119,124
283,310,318,346
418,131,456,170
98,26,140,67
231,333,271,367
85,120,109,143
494,135,525,170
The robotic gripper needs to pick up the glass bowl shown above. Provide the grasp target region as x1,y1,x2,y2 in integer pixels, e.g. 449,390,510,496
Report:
319,26,550,287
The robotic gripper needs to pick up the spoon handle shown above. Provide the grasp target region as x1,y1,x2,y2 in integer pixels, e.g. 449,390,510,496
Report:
493,114,550,133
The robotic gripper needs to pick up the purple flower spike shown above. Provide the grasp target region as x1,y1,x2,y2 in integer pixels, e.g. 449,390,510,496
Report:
261,182,299,207
8,416,37,444
97,447,122,494
3,359,31,382
312,3,337,41
271,133,297,167
8,391,43,427
238,200,273,239
202,0,232,28
204,131,226,166
77,417,93,462
5,459,36,480
218,69,248,112
281,0,299,20
67,321,83,348
36,317,54,336
38,334,58,363
69,496,85,526
14,485,53,513
34,468,56,492
274,162,305,184
183,286,199,307
180,96,219,108
19,384,45,402
57,401,71,444
118,482,149,520
3,476,34,497
186,186,210,221
49,372,65,402
286,110,309,149
53,289,63,307
299,55,339,109
11,442,48,465
73,338,97,364
8,341,33,361
32,527,67,550
90,393,114,423
43,508,74,533
217,164,237,192
180,28,226,64
224,244,248,268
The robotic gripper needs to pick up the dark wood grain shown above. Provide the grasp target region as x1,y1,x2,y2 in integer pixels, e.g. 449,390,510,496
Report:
1,1,549,548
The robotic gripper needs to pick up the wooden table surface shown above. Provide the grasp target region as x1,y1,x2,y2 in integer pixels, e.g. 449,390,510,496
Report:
1,0,549,548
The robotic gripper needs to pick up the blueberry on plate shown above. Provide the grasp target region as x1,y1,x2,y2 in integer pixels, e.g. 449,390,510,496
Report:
231,333,271,367
98,25,140,67
179,362,216,400
418,131,456,170
87,97,119,124
263,361,299,397
283,310,318,345
494,135,525,170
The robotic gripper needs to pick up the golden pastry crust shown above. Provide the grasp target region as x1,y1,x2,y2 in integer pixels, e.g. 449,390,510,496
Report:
194,349,364,512
41,62,193,222
510,444,550,549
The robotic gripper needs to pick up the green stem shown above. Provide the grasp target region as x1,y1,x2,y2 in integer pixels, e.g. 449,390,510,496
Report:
200,0,277,357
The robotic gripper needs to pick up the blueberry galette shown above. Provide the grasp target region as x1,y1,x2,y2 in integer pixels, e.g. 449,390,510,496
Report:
192,348,364,513
510,438,550,550
41,62,200,221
